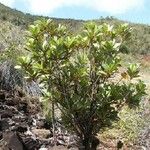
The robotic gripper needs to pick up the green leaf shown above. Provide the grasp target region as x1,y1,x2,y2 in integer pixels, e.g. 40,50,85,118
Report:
127,64,140,79
14,65,22,69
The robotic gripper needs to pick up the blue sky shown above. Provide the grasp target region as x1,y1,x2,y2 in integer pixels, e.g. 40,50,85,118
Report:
0,0,150,24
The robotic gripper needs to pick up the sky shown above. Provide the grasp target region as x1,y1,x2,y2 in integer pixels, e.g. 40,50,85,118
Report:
0,0,150,24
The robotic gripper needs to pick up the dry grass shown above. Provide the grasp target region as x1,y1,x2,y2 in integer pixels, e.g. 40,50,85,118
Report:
97,54,150,149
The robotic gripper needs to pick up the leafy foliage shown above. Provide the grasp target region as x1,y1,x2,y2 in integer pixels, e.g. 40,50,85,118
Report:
16,19,146,149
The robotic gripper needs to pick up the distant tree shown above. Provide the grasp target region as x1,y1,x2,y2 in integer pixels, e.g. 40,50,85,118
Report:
16,19,146,150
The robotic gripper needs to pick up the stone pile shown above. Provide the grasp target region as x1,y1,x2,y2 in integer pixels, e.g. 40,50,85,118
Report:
0,90,77,150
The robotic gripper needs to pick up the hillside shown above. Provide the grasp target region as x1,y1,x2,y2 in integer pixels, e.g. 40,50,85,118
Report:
1,2,150,55
0,3,84,29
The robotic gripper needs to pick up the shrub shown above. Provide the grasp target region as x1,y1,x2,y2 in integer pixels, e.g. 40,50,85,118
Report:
16,19,146,150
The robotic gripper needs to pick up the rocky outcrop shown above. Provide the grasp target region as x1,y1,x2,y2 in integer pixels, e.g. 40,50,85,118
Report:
0,90,77,150
0,61,42,97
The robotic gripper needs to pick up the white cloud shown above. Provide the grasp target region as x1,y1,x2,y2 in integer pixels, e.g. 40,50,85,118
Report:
25,0,87,15
26,0,145,15
0,0,145,15
91,0,144,14
0,0,15,7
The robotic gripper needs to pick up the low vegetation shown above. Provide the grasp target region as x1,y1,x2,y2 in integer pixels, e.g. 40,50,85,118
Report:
16,19,146,149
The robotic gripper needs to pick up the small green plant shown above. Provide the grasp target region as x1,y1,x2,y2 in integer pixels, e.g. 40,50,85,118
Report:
16,19,146,150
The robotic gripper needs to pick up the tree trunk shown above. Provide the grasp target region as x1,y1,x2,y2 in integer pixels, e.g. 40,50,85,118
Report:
79,136,100,150
80,136,92,150
51,101,55,141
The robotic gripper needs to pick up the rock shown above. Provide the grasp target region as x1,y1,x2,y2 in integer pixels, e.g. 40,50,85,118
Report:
39,148,48,150
0,132,3,140
13,115,27,123
11,124,28,133
0,61,42,97
5,98,19,106
0,119,10,131
32,129,51,139
18,102,28,114
141,146,147,150
57,139,66,146
0,91,5,102
36,120,45,128
3,132,25,150
1,110,13,118
18,133,41,149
